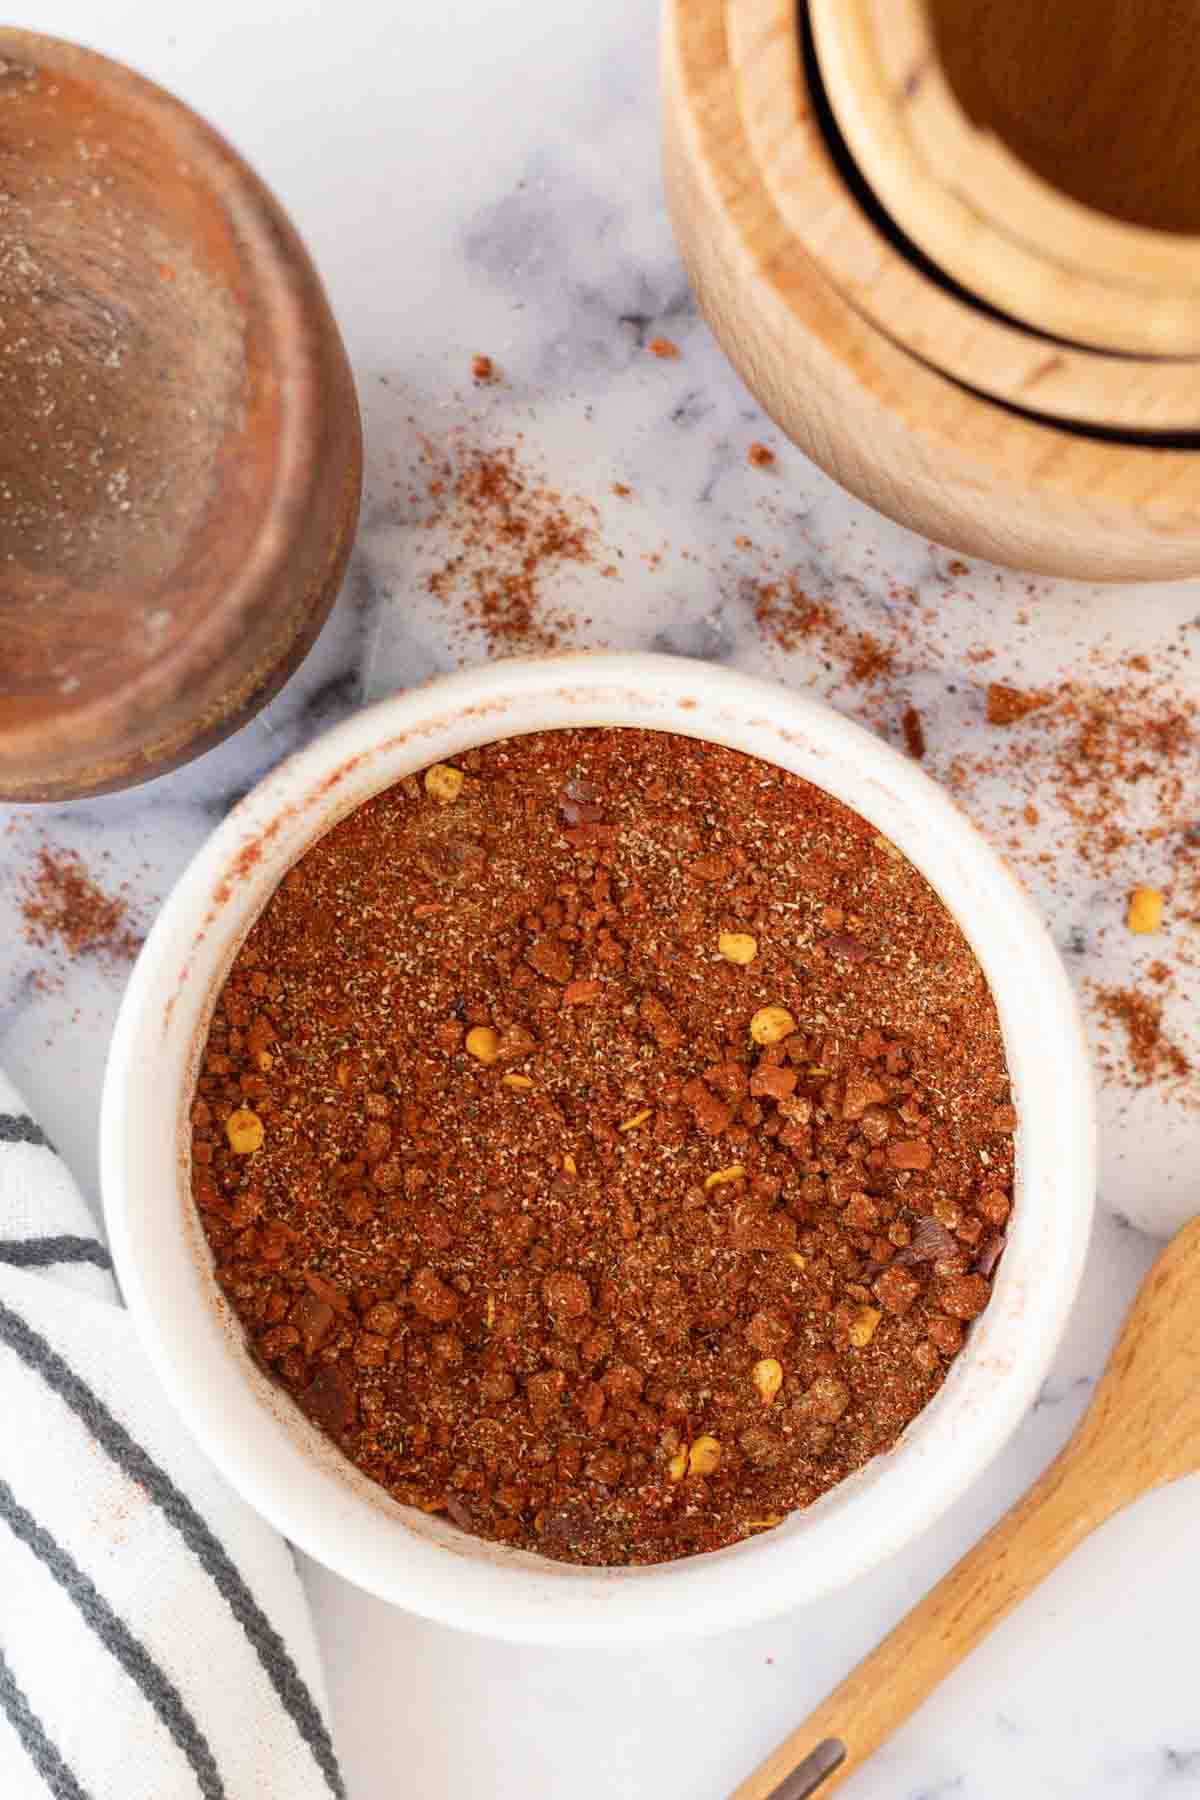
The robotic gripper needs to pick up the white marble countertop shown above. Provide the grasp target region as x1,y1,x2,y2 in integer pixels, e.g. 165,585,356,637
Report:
5,2,1200,1795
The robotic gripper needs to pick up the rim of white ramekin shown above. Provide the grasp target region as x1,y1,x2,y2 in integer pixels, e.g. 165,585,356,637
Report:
101,652,1094,1647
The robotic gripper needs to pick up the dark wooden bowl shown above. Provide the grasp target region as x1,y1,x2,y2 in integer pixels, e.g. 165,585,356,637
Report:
0,30,363,801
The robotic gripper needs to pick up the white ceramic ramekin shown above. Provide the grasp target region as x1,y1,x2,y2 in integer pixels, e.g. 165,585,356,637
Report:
101,653,1094,1646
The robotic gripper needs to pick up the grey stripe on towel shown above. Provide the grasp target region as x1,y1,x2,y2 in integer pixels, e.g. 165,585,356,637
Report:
0,1300,345,1798
0,1476,225,1800
0,1642,94,1800
0,1237,113,1272
0,1115,53,1151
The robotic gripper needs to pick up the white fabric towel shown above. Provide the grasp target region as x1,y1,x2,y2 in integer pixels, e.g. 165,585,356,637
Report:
0,1071,345,1800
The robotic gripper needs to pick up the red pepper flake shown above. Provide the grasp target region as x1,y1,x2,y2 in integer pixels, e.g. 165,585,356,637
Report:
470,354,498,384
562,978,603,1007
901,705,927,761
823,932,869,963
647,336,680,359
747,442,776,468
895,1215,958,1266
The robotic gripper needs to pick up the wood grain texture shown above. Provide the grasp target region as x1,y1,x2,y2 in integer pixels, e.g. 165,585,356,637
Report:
729,0,1200,431
661,0,1200,579
928,0,1200,236
0,31,362,802
729,1216,1200,1799
810,0,1200,355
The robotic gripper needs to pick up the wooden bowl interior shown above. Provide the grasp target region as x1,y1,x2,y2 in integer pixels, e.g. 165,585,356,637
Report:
0,41,283,738
663,0,1200,580
928,0,1200,235
809,0,1200,355
730,0,1200,433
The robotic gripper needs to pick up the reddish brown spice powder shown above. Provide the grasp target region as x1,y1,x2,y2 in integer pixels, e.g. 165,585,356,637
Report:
192,729,1014,1566
19,846,141,965
1091,983,1191,1086
751,578,898,695
751,577,834,658
420,440,596,653
985,683,1050,726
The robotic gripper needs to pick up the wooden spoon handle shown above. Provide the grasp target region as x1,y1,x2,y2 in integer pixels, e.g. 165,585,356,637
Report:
730,1441,1119,1799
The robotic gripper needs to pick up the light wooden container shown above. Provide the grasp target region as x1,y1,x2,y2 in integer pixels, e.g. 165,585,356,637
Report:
662,0,1200,580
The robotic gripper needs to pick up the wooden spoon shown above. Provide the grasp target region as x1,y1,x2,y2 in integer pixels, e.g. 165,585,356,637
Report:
731,1216,1200,1799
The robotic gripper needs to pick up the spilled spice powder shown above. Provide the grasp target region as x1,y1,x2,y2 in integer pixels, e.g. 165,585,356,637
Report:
949,679,1200,876
986,683,1049,726
19,847,142,965
1091,983,1191,1087
738,535,1198,1101
751,570,1196,882
420,439,597,653
751,577,896,692
849,634,896,688
751,578,832,656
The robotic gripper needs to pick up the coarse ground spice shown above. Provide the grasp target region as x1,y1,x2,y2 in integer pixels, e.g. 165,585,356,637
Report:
192,729,1015,1566
19,846,141,965
745,574,1196,889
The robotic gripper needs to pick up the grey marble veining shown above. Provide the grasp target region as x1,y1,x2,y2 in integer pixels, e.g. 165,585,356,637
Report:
5,1,1200,1795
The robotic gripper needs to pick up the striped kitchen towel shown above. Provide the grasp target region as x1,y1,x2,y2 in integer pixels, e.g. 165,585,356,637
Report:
0,1071,345,1800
